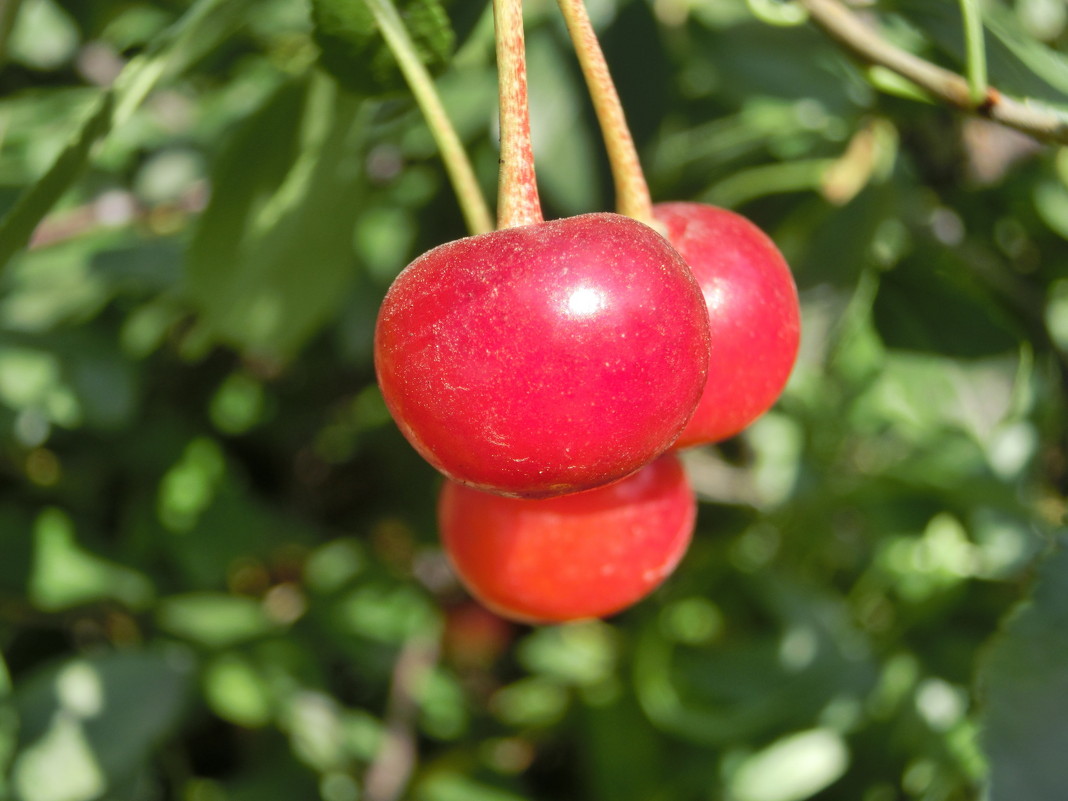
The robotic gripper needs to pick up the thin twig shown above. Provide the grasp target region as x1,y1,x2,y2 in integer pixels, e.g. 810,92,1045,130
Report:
797,0,1068,145
363,633,440,801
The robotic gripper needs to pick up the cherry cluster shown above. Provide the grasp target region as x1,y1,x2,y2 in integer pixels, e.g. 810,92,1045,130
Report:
374,0,800,624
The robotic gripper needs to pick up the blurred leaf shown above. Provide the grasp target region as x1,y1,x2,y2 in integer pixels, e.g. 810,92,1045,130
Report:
853,352,1024,452
0,503,35,593
634,580,876,746
334,581,439,644
184,75,367,360
978,534,1068,801
0,0,254,270
581,692,663,801
420,668,468,739
7,0,78,70
203,652,273,727
1046,278,1068,352
11,650,192,801
209,372,267,435
280,690,348,772
873,248,1022,357
782,185,897,288
729,728,850,801
156,593,276,648
305,538,366,594
692,21,860,111
1033,179,1068,240
982,3,1068,97
0,652,14,799
0,234,114,333
311,0,454,97
0,91,113,273
29,508,154,612
157,437,226,533
0,0,24,70
703,159,836,208
490,677,569,728
517,621,618,688
417,773,530,801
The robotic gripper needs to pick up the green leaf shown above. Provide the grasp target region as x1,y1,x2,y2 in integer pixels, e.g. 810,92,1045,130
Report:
982,2,1068,98
311,0,454,97
891,0,1068,105
156,593,276,648
0,91,113,274
184,76,368,360
873,245,1022,358
11,650,193,801
6,0,78,71
729,729,850,801
978,534,1068,801
29,508,155,612
203,653,274,727
417,773,531,801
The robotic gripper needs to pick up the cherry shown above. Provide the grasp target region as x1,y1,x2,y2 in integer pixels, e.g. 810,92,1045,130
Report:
653,203,800,447
438,453,695,623
375,212,710,498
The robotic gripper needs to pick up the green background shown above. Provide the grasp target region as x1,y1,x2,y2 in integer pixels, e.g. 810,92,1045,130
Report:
0,0,1066,799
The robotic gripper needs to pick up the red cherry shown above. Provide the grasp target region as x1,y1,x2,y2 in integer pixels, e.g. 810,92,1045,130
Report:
375,212,710,498
653,203,801,447
438,454,695,624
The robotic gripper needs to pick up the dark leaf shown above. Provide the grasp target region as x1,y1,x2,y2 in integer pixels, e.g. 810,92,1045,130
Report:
311,0,454,97
978,534,1068,801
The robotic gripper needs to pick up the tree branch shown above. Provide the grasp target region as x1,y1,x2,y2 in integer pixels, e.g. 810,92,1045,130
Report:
796,0,1068,145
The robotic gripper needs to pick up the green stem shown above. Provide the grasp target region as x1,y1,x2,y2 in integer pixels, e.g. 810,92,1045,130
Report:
492,0,542,228
958,0,987,106
556,0,656,227
364,0,494,235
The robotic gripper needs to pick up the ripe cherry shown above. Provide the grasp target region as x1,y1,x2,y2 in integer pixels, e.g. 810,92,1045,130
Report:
438,453,695,624
375,212,710,498
653,203,800,447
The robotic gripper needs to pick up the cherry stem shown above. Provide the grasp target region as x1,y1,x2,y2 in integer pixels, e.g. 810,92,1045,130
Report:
493,0,543,228
364,0,493,236
556,0,656,228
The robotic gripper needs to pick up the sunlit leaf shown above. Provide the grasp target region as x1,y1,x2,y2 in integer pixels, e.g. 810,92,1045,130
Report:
730,729,850,801
184,75,368,360
7,0,79,70
203,653,273,727
29,508,154,612
156,593,276,648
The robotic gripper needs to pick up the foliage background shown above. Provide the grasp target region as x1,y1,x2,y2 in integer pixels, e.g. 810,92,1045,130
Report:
0,0,1067,799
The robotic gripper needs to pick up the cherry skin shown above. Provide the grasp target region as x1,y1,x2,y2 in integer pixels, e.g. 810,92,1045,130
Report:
653,203,801,448
438,453,695,624
375,212,710,498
